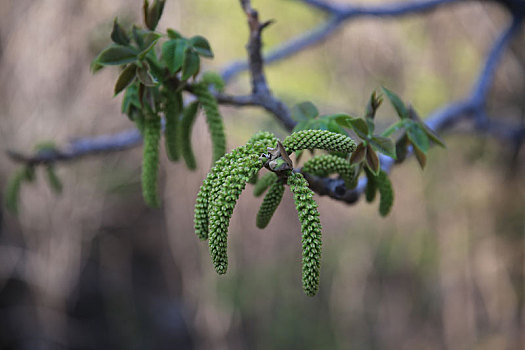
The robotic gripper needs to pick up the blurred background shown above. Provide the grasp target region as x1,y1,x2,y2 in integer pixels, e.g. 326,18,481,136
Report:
0,0,524,349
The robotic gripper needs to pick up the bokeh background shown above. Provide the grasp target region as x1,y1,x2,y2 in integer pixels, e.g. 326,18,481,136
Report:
1,0,524,349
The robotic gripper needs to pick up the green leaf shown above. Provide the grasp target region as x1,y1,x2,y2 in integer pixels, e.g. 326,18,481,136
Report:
365,90,382,120
365,144,380,175
395,133,410,162
138,32,161,59
414,146,427,169
145,0,165,30
381,86,408,119
114,64,137,95
407,124,430,153
137,64,158,86
111,18,130,45
167,28,182,39
335,115,369,139
181,50,200,80
291,102,319,122
189,35,213,58
95,45,138,66
422,124,446,148
369,136,396,159
162,39,188,73
381,119,406,137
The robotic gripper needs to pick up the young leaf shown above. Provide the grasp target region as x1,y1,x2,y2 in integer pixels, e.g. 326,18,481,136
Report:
111,18,130,45
395,133,410,162
414,146,427,169
138,32,161,59
407,124,430,153
146,0,165,31
114,64,137,95
291,102,319,122
181,50,200,80
137,64,158,87
189,35,213,58
162,39,188,73
167,28,182,39
408,106,446,148
365,90,382,120
369,136,396,159
95,45,138,66
381,86,408,119
350,142,366,165
335,115,369,139
365,144,380,175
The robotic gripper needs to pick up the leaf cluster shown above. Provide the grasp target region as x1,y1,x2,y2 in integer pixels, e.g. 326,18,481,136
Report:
90,0,225,207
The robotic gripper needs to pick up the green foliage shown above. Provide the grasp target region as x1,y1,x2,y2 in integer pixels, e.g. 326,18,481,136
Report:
142,114,162,207
283,130,356,154
192,83,226,163
253,172,278,197
179,101,200,170
256,181,285,229
287,172,322,297
301,155,355,188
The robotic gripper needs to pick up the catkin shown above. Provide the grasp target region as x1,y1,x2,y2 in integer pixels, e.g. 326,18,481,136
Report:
194,132,278,241
283,130,356,155
142,114,162,208
376,170,394,217
192,83,226,163
301,155,354,188
164,92,182,162
179,101,200,170
208,154,263,274
256,181,284,229
253,172,278,197
288,172,322,297
46,165,63,194
4,169,26,214
364,168,377,203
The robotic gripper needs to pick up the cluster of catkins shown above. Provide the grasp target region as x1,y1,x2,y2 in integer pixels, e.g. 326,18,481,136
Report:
141,74,226,208
194,129,358,296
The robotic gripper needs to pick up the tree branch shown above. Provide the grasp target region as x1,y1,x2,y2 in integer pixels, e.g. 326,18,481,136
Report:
5,0,524,207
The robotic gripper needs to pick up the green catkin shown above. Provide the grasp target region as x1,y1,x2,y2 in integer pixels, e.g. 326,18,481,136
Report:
179,101,200,170
142,114,162,208
4,169,26,214
247,173,258,185
376,170,394,217
364,167,377,203
283,130,356,155
256,181,285,229
192,83,226,163
287,172,322,297
46,165,63,194
164,92,182,162
253,172,278,197
208,154,263,274
201,72,225,92
301,155,354,188
193,132,278,241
